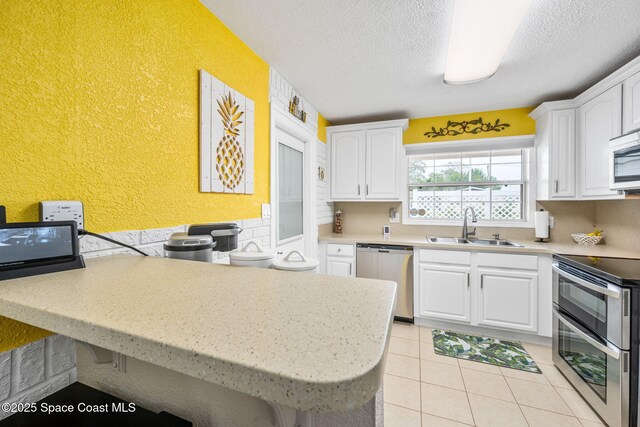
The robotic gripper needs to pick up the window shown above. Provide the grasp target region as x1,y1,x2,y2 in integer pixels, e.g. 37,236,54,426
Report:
407,149,527,222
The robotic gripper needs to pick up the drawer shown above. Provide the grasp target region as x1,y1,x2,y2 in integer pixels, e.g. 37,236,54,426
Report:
327,243,354,257
477,252,538,270
419,249,471,265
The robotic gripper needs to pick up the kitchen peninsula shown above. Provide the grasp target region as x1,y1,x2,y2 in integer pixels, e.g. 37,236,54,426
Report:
0,256,396,426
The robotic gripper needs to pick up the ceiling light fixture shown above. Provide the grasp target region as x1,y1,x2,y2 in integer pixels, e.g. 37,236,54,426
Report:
443,0,533,85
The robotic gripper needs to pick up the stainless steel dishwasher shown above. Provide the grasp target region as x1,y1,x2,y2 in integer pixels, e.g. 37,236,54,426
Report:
356,244,413,323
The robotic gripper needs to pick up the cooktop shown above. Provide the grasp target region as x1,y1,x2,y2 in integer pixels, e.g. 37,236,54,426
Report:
554,254,640,286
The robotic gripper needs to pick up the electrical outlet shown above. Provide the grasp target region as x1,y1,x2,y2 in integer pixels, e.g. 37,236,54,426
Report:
389,207,399,223
261,203,271,219
40,200,84,229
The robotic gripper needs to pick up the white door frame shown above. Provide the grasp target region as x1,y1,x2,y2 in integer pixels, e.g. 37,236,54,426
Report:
270,105,317,258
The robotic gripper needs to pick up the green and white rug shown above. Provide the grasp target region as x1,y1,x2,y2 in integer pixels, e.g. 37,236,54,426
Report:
432,329,542,374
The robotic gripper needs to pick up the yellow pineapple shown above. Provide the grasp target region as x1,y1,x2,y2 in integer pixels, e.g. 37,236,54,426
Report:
215,92,245,190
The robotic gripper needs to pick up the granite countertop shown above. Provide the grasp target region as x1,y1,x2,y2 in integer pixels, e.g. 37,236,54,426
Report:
319,232,640,259
0,256,397,412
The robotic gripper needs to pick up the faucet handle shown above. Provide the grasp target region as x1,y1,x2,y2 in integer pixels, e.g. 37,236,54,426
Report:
493,233,500,240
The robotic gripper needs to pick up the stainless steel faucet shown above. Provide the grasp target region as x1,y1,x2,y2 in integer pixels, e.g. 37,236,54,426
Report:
462,207,477,239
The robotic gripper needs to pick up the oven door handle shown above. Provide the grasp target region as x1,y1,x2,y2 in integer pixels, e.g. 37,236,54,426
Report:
552,264,620,299
554,308,621,359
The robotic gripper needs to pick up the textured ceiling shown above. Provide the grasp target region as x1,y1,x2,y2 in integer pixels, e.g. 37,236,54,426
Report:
200,0,640,123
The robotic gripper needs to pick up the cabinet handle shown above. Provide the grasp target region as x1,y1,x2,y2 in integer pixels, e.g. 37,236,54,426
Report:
357,184,360,195
349,263,352,276
554,180,559,193
480,274,484,290
366,184,369,195
466,272,470,288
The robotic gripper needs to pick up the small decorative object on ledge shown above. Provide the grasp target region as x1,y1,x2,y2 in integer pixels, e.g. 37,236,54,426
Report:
424,117,510,138
334,210,343,234
288,94,307,123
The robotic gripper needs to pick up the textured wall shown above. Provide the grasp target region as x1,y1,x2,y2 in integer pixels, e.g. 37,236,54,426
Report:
0,0,269,232
318,113,331,143
404,107,536,144
0,321,51,354
0,0,269,351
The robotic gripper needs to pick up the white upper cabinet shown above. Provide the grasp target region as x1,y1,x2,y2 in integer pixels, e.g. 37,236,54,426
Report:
534,109,576,200
577,84,623,198
328,119,408,201
330,130,365,200
365,127,402,199
530,55,640,200
623,71,640,133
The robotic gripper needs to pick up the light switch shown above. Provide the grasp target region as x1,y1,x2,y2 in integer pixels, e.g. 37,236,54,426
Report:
262,203,271,219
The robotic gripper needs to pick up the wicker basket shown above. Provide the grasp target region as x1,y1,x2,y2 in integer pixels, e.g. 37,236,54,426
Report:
571,233,604,245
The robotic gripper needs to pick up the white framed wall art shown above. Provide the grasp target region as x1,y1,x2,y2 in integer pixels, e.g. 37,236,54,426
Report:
200,69,254,194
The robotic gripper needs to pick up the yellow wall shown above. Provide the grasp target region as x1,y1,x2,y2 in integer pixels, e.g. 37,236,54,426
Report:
317,113,331,143
0,0,269,233
0,0,270,352
404,107,535,144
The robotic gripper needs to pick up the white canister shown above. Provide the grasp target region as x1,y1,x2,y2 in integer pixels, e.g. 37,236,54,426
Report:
272,250,319,273
229,241,276,268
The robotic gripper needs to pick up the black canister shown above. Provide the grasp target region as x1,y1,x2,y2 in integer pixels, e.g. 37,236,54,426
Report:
187,223,242,252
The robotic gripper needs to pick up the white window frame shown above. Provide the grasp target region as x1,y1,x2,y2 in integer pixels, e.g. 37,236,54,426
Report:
401,136,536,228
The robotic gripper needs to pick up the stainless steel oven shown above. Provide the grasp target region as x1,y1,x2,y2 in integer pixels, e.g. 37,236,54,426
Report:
553,308,629,427
552,263,630,349
552,256,639,427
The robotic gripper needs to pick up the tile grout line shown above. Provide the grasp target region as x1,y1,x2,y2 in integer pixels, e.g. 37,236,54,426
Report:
457,359,477,426
503,370,532,427
418,335,423,427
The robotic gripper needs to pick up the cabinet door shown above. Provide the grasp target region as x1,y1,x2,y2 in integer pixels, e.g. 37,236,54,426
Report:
417,264,470,323
477,269,538,332
365,127,401,199
330,131,364,200
326,256,354,277
623,71,640,134
550,109,576,198
577,85,622,198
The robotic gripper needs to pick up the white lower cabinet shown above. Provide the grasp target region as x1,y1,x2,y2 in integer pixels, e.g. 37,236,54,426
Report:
416,249,550,336
319,243,356,277
477,268,538,332
326,257,354,277
417,264,471,323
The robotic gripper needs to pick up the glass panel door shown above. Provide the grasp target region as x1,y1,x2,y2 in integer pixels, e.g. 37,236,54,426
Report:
614,145,640,183
557,270,608,338
558,320,608,401
278,142,303,242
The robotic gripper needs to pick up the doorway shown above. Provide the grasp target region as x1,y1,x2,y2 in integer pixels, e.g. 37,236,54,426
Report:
270,107,316,258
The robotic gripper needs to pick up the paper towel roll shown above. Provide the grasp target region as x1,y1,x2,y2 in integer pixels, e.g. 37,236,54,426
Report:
534,210,550,239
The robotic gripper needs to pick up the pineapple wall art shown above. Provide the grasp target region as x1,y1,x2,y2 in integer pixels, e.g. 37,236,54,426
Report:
200,70,254,194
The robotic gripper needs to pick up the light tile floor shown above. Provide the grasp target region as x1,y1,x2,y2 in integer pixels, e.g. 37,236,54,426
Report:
384,322,605,427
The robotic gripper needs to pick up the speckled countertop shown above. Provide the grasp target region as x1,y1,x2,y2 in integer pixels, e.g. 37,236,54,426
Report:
319,232,640,259
0,256,397,412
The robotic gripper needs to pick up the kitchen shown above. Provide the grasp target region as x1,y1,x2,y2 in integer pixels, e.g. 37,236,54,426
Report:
1,0,640,426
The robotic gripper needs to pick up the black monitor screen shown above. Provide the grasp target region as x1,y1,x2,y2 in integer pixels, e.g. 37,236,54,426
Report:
0,226,74,267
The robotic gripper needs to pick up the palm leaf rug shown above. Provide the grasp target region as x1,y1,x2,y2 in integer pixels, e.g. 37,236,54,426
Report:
432,329,542,374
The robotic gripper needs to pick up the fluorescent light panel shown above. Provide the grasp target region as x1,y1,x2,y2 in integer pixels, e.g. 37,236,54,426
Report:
444,0,532,85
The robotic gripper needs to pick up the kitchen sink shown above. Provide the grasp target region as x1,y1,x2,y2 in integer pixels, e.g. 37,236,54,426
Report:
426,236,523,247
426,237,471,244
467,238,524,247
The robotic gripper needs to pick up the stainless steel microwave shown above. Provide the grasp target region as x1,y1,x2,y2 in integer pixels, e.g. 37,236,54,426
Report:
610,131,640,191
